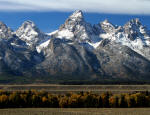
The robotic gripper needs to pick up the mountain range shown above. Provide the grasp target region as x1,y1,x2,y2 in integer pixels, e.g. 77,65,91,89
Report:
0,10,150,83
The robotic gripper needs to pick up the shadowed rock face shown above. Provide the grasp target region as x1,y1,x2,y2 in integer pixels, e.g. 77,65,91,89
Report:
35,38,101,79
33,37,150,80
0,10,150,82
95,40,150,79
0,40,43,76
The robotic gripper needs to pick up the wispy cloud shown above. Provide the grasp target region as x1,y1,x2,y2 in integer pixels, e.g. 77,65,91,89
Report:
0,0,150,14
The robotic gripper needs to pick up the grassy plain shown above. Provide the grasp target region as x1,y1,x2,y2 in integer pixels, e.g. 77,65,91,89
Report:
0,108,150,115
0,85,150,94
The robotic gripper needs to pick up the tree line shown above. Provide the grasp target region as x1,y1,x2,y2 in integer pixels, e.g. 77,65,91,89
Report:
0,90,150,108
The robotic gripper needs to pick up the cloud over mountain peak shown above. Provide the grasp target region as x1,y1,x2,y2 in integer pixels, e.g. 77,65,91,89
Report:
0,0,150,15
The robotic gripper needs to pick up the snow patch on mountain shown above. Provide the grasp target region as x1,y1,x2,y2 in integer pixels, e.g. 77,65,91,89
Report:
47,30,58,36
88,41,102,49
57,29,74,39
36,39,51,53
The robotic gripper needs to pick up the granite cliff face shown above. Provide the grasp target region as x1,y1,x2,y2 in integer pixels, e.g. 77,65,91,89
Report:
0,10,150,82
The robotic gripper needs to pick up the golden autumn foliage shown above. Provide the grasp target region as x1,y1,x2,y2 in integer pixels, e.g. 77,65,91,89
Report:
0,95,8,103
42,97,48,102
0,90,149,108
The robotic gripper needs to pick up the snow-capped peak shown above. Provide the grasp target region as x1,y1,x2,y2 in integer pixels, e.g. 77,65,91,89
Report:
16,20,49,47
101,19,112,25
69,10,83,20
16,20,40,35
101,19,115,27
22,20,36,28
99,19,117,35
59,10,85,31
126,18,141,27
0,21,13,39
123,18,149,41
52,10,97,43
124,19,142,31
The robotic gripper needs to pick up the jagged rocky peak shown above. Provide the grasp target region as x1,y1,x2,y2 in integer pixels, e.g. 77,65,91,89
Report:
124,18,142,31
124,18,149,41
124,18,143,31
101,19,115,27
59,10,85,31
125,18,141,27
22,21,40,32
16,20,48,46
16,20,40,36
99,19,117,33
22,20,36,27
69,10,84,20
101,19,111,25
0,21,13,39
55,10,95,42
0,21,8,29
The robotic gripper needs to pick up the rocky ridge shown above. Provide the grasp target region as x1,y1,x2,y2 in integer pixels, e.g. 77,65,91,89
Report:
0,10,150,82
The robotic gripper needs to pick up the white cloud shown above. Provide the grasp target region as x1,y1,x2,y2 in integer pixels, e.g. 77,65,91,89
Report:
0,0,150,14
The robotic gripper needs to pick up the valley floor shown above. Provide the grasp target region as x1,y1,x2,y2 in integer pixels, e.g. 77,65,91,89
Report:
1,84,150,94
0,108,150,115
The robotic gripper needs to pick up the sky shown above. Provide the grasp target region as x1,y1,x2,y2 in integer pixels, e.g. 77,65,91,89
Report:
0,0,150,33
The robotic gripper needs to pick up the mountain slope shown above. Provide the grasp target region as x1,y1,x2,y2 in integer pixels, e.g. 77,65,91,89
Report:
94,18,150,60
0,10,150,83
35,38,101,79
95,40,150,79
0,22,43,77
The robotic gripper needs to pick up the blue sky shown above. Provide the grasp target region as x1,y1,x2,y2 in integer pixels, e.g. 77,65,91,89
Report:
0,0,150,33
0,12,150,33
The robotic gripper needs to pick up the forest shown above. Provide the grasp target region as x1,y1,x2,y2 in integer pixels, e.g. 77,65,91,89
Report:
0,90,150,108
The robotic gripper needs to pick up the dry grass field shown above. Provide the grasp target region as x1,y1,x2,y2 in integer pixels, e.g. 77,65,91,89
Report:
0,108,150,115
0,85,150,94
